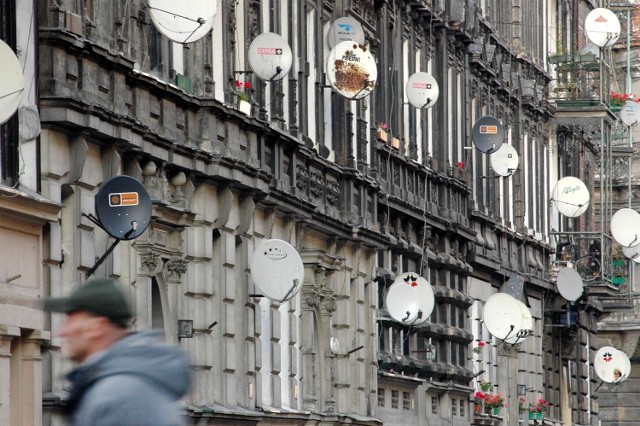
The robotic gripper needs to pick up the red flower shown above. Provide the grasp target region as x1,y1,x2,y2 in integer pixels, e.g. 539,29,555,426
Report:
244,81,252,89
478,341,485,347
457,161,465,169
234,79,242,88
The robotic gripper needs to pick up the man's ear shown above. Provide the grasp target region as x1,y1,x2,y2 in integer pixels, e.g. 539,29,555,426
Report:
85,316,111,340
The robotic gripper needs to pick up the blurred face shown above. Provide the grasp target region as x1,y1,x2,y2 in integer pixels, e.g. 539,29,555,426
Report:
56,311,102,364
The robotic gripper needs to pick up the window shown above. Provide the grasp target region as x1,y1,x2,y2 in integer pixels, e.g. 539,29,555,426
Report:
431,396,439,414
0,0,18,186
391,390,399,409
459,398,466,417
403,391,411,411
452,398,458,416
377,388,385,407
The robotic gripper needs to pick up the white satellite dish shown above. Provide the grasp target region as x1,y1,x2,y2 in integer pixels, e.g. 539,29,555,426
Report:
490,143,519,177
611,208,640,248
385,281,420,323
18,102,41,142
483,293,523,340
504,299,533,344
585,8,621,48
405,72,439,109
250,239,304,302
622,244,640,263
327,17,365,48
248,32,293,81
551,176,591,218
147,0,216,44
392,272,435,325
619,100,640,127
325,41,377,100
0,39,24,125
619,350,632,382
555,267,584,302
594,346,628,383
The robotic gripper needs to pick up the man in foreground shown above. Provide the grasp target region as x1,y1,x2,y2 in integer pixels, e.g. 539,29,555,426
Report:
44,278,191,425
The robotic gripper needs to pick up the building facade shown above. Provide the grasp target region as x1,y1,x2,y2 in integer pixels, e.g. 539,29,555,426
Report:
0,0,628,425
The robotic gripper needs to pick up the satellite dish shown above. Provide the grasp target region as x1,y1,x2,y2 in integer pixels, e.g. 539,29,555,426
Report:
585,8,621,48
385,281,420,323
594,346,627,383
325,41,377,100
482,293,523,340
248,32,293,81
0,39,24,125
490,143,519,177
556,267,584,302
472,116,504,154
619,350,632,382
393,272,435,325
147,0,216,44
611,208,640,248
250,239,304,302
405,72,440,109
95,175,152,240
504,299,533,344
18,102,41,142
551,176,591,217
622,244,640,263
327,17,365,48
329,336,340,355
619,100,640,127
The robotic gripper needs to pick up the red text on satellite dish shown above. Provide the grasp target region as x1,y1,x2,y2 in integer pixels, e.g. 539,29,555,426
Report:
109,192,139,207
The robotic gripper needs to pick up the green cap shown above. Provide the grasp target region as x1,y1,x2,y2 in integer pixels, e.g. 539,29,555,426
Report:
43,278,132,327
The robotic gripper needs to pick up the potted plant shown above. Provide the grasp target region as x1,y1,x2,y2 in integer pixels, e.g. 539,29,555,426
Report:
484,393,505,415
472,340,486,354
528,399,550,420
232,79,252,115
612,244,626,285
473,391,485,414
480,381,493,392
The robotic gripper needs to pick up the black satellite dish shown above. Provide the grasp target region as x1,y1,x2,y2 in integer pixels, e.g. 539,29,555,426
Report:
472,116,505,154
95,175,152,240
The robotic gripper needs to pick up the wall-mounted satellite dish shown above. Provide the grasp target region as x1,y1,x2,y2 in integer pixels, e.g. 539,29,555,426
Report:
472,116,504,154
325,41,377,100
504,299,533,344
385,281,420,323
556,267,584,302
490,143,519,177
611,208,640,248
619,100,640,127
622,244,640,263
585,8,621,48
250,239,304,302
248,32,293,81
405,72,439,109
18,102,41,142
551,176,590,218
594,346,629,383
393,272,435,325
482,293,523,340
147,0,216,44
327,17,365,48
0,39,24,125
95,175,152,240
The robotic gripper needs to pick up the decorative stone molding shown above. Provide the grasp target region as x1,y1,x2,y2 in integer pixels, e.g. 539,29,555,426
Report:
165,260,188,282
139,253,161,275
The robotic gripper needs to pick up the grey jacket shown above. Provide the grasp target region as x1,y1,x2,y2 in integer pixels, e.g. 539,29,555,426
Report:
64,331,191,426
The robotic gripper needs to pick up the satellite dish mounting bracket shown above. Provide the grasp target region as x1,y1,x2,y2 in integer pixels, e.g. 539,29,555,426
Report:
83,213,137,278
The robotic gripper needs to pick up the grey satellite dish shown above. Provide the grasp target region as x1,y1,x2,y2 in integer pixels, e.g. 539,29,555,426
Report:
585,8,621,48
556,267,584,302
502,274,525,300
325,41,377,100
551,176,590,218
392,272,435,325
611,208,640,248
95,175,152,240
248,33,293,81
250,239,304,302
327,17,365,48
0,39,24,125
482,293,523,340
472,116,504,154
405,72,439,109
148,0,216,44
490,143,519,177
18,102,41,142
620,100,640,127
385,281,420,323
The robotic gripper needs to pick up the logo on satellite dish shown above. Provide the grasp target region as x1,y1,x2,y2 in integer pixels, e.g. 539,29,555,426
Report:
264,247,287,260
562,185,582,194
257,47,283,55
594,15,608,23
341,51,361,62
337,23,354,33
602,352,613,362
109,192,139,207
479,125,498,134
403,274,419,287
412,82,432,89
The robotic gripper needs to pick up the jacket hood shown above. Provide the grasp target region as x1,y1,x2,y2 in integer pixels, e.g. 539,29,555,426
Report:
83,331,191,400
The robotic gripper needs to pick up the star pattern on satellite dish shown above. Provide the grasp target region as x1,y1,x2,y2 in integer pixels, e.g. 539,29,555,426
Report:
602,352,613,362
264,247,287,260
403,275,419,287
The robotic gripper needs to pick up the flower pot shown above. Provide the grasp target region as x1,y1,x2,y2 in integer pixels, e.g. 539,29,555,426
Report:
237,99,251,115
492,407,500,415
528,412,535,420
537,413,543,420
612,276,625,285
474,404,482,414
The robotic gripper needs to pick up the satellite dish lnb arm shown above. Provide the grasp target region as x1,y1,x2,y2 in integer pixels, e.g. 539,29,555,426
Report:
84,221,137,278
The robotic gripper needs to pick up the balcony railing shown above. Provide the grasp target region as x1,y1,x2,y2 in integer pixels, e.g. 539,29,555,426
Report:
549,52,610,109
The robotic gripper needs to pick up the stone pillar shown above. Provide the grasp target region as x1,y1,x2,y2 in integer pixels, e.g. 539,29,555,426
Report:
20,331,46,426
0,326,19,423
